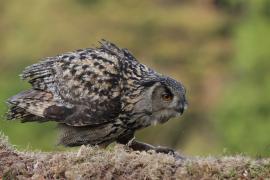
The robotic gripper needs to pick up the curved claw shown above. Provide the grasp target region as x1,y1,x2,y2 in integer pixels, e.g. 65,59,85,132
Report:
172,151,186,160
155,146,185,160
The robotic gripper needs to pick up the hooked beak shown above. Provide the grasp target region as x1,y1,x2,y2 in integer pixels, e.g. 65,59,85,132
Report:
175,101,188,114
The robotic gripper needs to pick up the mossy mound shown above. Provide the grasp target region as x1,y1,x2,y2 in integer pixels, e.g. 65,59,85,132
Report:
0,133,270,179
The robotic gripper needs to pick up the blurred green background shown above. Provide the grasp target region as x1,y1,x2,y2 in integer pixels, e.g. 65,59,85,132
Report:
0,0,270,156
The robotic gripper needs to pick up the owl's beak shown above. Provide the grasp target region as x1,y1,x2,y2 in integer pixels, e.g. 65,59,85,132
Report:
175,101,188,114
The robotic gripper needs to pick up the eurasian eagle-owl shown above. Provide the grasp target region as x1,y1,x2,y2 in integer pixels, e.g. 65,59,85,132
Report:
7,40,187,157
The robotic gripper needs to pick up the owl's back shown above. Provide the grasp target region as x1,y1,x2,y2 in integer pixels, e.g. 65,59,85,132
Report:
7,40,139,126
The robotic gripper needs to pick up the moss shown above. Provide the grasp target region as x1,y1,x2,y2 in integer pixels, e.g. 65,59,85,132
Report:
0,134,270,179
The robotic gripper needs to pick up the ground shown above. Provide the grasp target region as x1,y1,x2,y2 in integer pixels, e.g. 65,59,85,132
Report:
0,133,270,179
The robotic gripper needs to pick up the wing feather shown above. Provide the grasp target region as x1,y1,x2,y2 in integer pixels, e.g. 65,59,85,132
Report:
20,42,126,126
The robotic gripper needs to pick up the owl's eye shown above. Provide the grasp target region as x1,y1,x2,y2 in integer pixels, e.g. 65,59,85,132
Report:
161,93,173,101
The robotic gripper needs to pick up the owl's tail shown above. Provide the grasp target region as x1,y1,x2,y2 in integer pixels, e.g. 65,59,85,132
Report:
6,89,55,123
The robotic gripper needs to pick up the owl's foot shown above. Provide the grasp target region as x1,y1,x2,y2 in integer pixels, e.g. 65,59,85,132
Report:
154,146,185,160
116,133,185,160
127,139,185,160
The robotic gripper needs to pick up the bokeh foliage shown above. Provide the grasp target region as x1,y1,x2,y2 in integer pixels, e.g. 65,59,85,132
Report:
215,0,270,156
0,0,269,156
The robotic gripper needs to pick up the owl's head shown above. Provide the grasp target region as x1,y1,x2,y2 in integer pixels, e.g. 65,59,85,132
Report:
135,76,188,125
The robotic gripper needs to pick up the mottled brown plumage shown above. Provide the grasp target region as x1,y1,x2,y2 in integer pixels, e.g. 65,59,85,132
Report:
6,40,187,158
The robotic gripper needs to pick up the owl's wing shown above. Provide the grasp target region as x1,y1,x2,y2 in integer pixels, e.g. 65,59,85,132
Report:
99,39,138,63
21,48,123,126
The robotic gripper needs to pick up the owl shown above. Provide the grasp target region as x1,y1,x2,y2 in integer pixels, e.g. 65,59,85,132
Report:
6,40,187,158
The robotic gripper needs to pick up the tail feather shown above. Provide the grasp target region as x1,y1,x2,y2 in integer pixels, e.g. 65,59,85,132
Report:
6,89,55,122
6,106,31,120
6,106,47,122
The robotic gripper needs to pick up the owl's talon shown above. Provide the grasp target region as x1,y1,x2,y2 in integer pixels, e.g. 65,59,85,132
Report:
154,146,185,160
172,151,186,160
155,146,174,154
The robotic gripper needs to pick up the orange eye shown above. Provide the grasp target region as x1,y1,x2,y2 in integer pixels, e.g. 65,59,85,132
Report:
162,93,173,101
